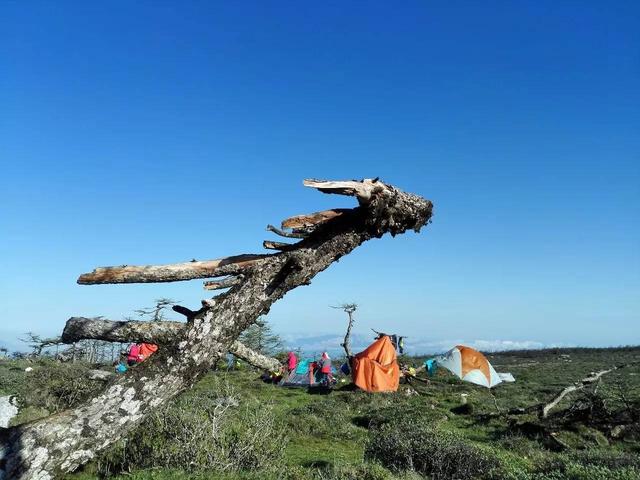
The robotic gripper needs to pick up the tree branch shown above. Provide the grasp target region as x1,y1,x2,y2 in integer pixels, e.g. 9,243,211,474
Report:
77,254,267,285
281,209,348,230
263,240,296,251
266,224,306,239
60,317,280,371
303,178,385,205
541,367,617,419
62,317,184,345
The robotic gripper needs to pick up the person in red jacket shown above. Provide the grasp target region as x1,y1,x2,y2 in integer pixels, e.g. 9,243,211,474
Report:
319,352,333,385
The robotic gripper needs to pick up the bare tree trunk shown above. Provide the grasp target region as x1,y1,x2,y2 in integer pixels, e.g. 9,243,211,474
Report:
62,317,281,372
334,304,357,358
0,178,432,479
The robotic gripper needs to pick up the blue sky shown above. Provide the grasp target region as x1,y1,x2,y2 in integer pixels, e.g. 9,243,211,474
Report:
1,1,638,353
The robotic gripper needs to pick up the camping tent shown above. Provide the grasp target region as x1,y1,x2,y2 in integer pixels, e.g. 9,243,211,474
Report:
437,345,507,388
280,359,336,388
280,359,319,387
352,335,399,393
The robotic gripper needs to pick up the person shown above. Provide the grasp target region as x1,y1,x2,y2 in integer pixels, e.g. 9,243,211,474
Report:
287,351,297,373
126,343,141,366
319,352,333,385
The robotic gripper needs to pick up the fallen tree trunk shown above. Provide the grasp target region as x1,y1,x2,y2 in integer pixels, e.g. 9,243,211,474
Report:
541,367,618,419
503,362,639,419
1,177,432,479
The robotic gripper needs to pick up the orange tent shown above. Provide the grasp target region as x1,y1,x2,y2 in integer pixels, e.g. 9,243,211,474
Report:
352,335,399,393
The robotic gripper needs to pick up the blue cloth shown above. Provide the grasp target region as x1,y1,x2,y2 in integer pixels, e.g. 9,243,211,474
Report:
295,359,312,374
424,359,437,376
115,363,128,373
340,362,351,375
226,353,235,369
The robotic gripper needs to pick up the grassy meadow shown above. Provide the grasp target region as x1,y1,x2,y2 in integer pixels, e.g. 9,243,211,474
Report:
1,347,639,479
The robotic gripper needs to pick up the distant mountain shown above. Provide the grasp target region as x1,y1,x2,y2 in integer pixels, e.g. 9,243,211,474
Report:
280,331,568,357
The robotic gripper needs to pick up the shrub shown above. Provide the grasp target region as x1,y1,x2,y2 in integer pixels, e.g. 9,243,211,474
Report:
365,418,498,479
310,463,395,480
16,360,102,413
99,389,289,475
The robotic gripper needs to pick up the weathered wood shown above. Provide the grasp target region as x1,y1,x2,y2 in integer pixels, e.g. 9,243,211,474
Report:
541,368,617,419
281,209,347,230
2,178,433,479
60,317,280,372
228,340,281,372
203,276,243,290
262,240,296,251
62,317,184,345
77,254,267,285
266,224,306,239
303,178,386,205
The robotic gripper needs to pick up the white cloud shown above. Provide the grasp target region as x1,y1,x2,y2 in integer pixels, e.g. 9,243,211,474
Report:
280,330,572,356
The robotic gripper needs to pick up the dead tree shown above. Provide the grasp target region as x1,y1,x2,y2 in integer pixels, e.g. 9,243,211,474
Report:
19,332,63,358
0,178,433,479
332,303,358,358
134,298,178,322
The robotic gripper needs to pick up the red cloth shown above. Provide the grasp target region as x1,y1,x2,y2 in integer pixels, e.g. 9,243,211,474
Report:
127,344,141,362
139,343,158,360
287,352,297,371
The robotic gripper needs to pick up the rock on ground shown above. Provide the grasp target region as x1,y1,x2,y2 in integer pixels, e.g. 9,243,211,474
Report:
0,396,18,428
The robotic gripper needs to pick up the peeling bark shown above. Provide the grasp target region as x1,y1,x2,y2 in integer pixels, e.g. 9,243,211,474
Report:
1,178,433,479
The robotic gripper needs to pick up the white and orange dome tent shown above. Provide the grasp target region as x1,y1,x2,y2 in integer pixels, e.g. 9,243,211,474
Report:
437,345,512,388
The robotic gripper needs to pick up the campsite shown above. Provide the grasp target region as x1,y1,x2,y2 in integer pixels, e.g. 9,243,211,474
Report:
3,2,639,479
1,342,639,479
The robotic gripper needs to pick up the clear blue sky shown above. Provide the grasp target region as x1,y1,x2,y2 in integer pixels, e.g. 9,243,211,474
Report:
1,1,638,353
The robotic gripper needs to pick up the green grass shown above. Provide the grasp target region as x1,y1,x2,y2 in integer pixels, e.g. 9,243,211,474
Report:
2,346,639,479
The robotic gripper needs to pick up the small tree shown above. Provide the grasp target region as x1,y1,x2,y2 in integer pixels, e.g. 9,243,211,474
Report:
134,298,178,322
239,318,283,356
20,332,61,357
331,303,357,358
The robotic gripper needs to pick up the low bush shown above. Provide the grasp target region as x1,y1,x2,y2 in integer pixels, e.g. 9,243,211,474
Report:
98,389,289,476
354,402,444,430
16,360,102,413
365,418,498,479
